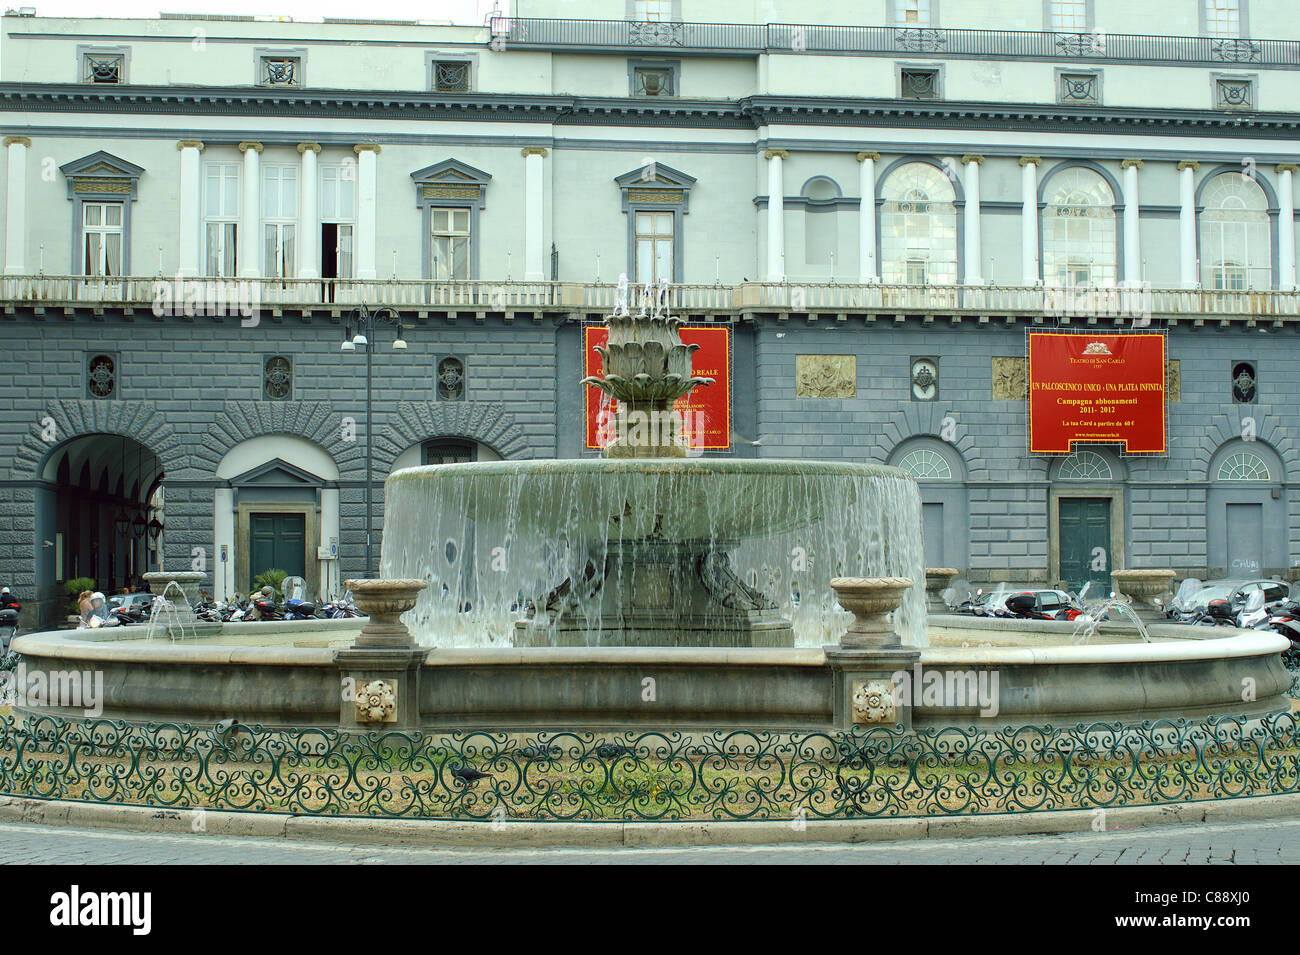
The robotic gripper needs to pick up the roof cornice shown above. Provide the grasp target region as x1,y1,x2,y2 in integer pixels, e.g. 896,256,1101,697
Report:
4,83,1299,136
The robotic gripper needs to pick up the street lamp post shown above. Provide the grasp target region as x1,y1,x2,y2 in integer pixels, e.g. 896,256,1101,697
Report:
342,303,406,577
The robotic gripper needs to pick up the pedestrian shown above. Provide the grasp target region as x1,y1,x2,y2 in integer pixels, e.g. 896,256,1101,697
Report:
77,590,94,624
0,586,18,611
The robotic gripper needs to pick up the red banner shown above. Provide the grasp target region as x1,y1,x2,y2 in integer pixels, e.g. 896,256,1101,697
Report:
584,326,731,451
1028,332,1167,454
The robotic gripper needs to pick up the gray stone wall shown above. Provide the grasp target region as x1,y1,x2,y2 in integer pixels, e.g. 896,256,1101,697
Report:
4,309,1299,626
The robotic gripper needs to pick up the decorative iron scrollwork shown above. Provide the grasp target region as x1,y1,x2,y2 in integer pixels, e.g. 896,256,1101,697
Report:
1212,38,1262,63
437,356,465,400
261,57,299,86
629,20,684,47
88,355,116,399
83,54,123,84
263,356,291,400
894,28,946,53
434,61,470,92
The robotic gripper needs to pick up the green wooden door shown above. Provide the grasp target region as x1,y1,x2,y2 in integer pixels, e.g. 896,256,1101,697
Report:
249,513,306,590
1059,498,1111,593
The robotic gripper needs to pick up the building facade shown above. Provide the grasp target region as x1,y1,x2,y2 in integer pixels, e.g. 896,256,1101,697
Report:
3,0,1300,628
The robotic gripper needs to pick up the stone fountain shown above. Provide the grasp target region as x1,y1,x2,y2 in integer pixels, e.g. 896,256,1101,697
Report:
381,276,928,648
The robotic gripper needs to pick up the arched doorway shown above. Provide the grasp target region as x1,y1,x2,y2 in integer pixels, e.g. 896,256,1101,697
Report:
215,435,341,602
40,434,164,598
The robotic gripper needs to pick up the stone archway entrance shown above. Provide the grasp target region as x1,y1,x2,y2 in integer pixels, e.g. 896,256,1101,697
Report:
39,433,164,616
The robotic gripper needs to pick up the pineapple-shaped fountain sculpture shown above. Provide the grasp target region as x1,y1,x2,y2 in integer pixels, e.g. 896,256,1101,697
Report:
582,275,714,458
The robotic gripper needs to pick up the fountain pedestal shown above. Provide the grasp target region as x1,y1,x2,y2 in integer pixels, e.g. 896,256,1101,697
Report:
334,579,428,730
924,568,960,614
1110,569,1176,623
824,577,920,729
141,571,220,638
515,541,793,647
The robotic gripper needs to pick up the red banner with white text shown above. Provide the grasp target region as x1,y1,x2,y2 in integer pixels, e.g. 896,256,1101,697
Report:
1028,332,1166,454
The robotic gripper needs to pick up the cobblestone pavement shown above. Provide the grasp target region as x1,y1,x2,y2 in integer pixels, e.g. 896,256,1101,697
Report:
0,817,1297,864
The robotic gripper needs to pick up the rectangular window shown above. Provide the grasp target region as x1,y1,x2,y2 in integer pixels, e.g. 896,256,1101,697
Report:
632,66,674,97
203,163,240,277
905,257,927,285
319,165,355,220
1048,0,1089,30
1057,71,1100,105
82,202,123,277
634,0,673,21
900,68,940,100
430,208,471,280
320,165,355,281
1205,0,1241,36
1064,261,1092,285
1214,76,1254,109
82,52,124,84
895,0,931,25
431,60,471,93
263,165,297,280
635,211,674,284
259,55,301,86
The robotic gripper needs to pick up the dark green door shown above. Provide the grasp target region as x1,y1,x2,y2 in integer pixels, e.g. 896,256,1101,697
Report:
1059,498,1111,593
249,513,306,590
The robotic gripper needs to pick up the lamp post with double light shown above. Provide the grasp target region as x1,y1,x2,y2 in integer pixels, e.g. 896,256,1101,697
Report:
341,303,407,577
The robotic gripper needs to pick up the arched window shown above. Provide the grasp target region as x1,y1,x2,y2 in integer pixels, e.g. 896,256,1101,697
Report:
1043,167,1116,286
1216,450,1270,481
802,177,839,267
1058,450,1113,480
897,447,953,480
1200,173,1270,290
880,162,958,285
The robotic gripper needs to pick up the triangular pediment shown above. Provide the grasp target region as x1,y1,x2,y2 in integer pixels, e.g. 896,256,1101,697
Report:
410,158,492,186
59,150,145,180
229,458,324,488
615,161,696,189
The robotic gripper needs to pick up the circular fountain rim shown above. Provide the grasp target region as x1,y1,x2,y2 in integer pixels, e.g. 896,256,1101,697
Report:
387,458,916,482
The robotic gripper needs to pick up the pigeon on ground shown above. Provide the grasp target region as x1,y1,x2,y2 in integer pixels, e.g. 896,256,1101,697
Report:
450,764,492,785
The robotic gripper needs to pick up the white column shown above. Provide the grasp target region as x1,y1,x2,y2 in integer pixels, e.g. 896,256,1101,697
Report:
1121,159,1142,285
4,136,30,275
297,142,320,280
962,154,984,285
522,146,547,281
354,144,380,281
176,140,203,277
856,151,879,283
1178,160,1200,288
1019,156,1041,285
238,141,262,278
1278,163,1297,291
764,148,787,282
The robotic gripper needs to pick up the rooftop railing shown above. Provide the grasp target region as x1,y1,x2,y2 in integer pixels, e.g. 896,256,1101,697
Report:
4,275,1300,322
489,17,1300,69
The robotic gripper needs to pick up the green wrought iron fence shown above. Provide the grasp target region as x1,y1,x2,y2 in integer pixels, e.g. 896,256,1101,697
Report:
1,712,1297,822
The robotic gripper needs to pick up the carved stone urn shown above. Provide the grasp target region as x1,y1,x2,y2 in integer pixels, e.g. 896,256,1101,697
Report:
924,567,960,614
1109,569,1176,622
344,578,428,648
831,577,914,648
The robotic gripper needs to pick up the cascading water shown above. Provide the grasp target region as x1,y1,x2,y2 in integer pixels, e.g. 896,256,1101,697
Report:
380,459,927,648
378,275,928,649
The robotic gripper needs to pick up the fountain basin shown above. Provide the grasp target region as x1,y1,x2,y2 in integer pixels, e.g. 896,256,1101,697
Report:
381,458,928,648
11,618,1291,730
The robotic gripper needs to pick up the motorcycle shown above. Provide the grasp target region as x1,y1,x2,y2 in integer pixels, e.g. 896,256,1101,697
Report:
283,597,317,621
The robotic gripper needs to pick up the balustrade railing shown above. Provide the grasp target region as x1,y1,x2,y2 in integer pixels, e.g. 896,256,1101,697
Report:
4,275,1300,319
